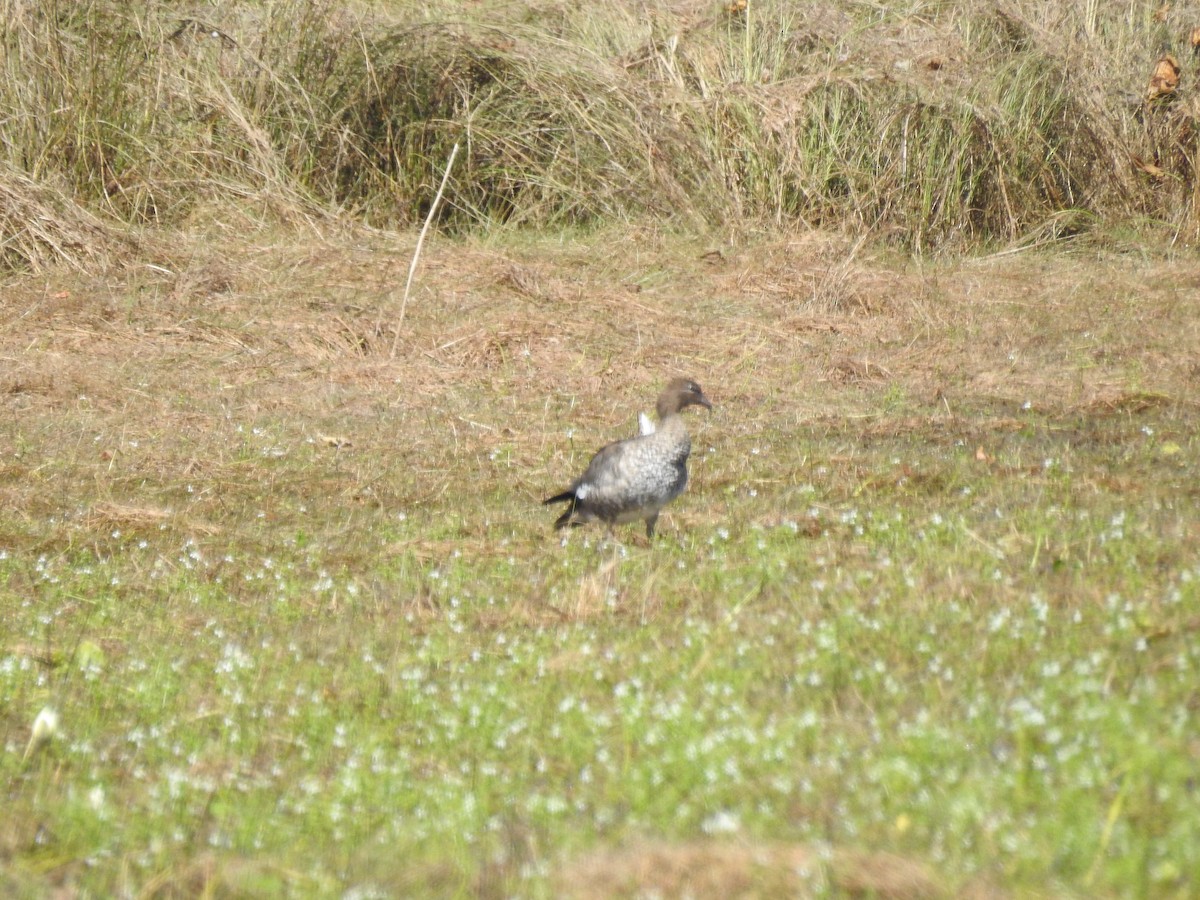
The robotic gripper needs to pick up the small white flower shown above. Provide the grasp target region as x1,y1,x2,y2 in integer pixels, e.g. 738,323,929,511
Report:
701,810,741,835
23,706,59,762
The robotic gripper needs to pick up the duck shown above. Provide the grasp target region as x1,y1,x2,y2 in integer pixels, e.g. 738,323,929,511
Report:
544,378,712,538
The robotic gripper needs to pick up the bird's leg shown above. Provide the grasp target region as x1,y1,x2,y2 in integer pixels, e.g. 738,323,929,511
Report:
645,513,659,539
596,522,617,553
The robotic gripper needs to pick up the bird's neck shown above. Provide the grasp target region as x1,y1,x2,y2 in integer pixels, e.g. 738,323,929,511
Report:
656,412,687,435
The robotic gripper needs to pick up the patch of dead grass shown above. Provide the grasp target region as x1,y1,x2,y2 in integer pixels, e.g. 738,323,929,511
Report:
0,164,138,274
88,502,221,537
555,839,949,899
2,223,1199,561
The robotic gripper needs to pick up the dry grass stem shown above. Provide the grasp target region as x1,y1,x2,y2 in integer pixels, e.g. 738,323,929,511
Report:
389,141,460,356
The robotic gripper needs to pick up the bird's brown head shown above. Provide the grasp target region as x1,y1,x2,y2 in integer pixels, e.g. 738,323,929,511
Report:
657,378,713,419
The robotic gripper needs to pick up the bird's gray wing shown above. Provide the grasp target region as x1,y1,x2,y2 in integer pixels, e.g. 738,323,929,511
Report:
575,436,645,494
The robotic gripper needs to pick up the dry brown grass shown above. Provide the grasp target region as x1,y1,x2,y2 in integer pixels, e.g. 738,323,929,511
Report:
556,838,949,899
3,220,1198,564
7,0,1200,266
0,164,138,273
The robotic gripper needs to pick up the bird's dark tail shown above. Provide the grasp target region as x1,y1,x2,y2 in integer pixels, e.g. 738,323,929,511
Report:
543,490,580,530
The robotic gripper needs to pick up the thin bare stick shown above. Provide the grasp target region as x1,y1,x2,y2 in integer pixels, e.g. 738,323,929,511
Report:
390,141,460,358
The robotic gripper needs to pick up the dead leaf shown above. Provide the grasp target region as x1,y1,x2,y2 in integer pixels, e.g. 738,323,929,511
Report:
1191,26,1200,51
1132,155,1168,179
1154,3,1171,24
1146,54,1180,101
828,356,892,384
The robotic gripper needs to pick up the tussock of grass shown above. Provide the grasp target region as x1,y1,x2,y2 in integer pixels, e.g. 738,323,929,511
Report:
0,163,134,272
5,0,1200,267
318,22,708,228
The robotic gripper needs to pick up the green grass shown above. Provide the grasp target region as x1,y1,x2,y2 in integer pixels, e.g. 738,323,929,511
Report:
4,387,1198,896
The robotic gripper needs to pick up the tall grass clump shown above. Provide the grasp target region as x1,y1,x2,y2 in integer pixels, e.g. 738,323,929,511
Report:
0,0,331,237
649,3,1200,248
3,0,1200,269
0,0,712,250
312,22,711,228
0,162,134,273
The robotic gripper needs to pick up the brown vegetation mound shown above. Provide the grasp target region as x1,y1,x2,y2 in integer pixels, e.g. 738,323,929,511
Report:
556,839,948,899
0,165,135,273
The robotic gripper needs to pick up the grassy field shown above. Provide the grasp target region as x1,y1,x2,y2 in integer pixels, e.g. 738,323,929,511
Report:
3,1,1200,897
4,226,1198,897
